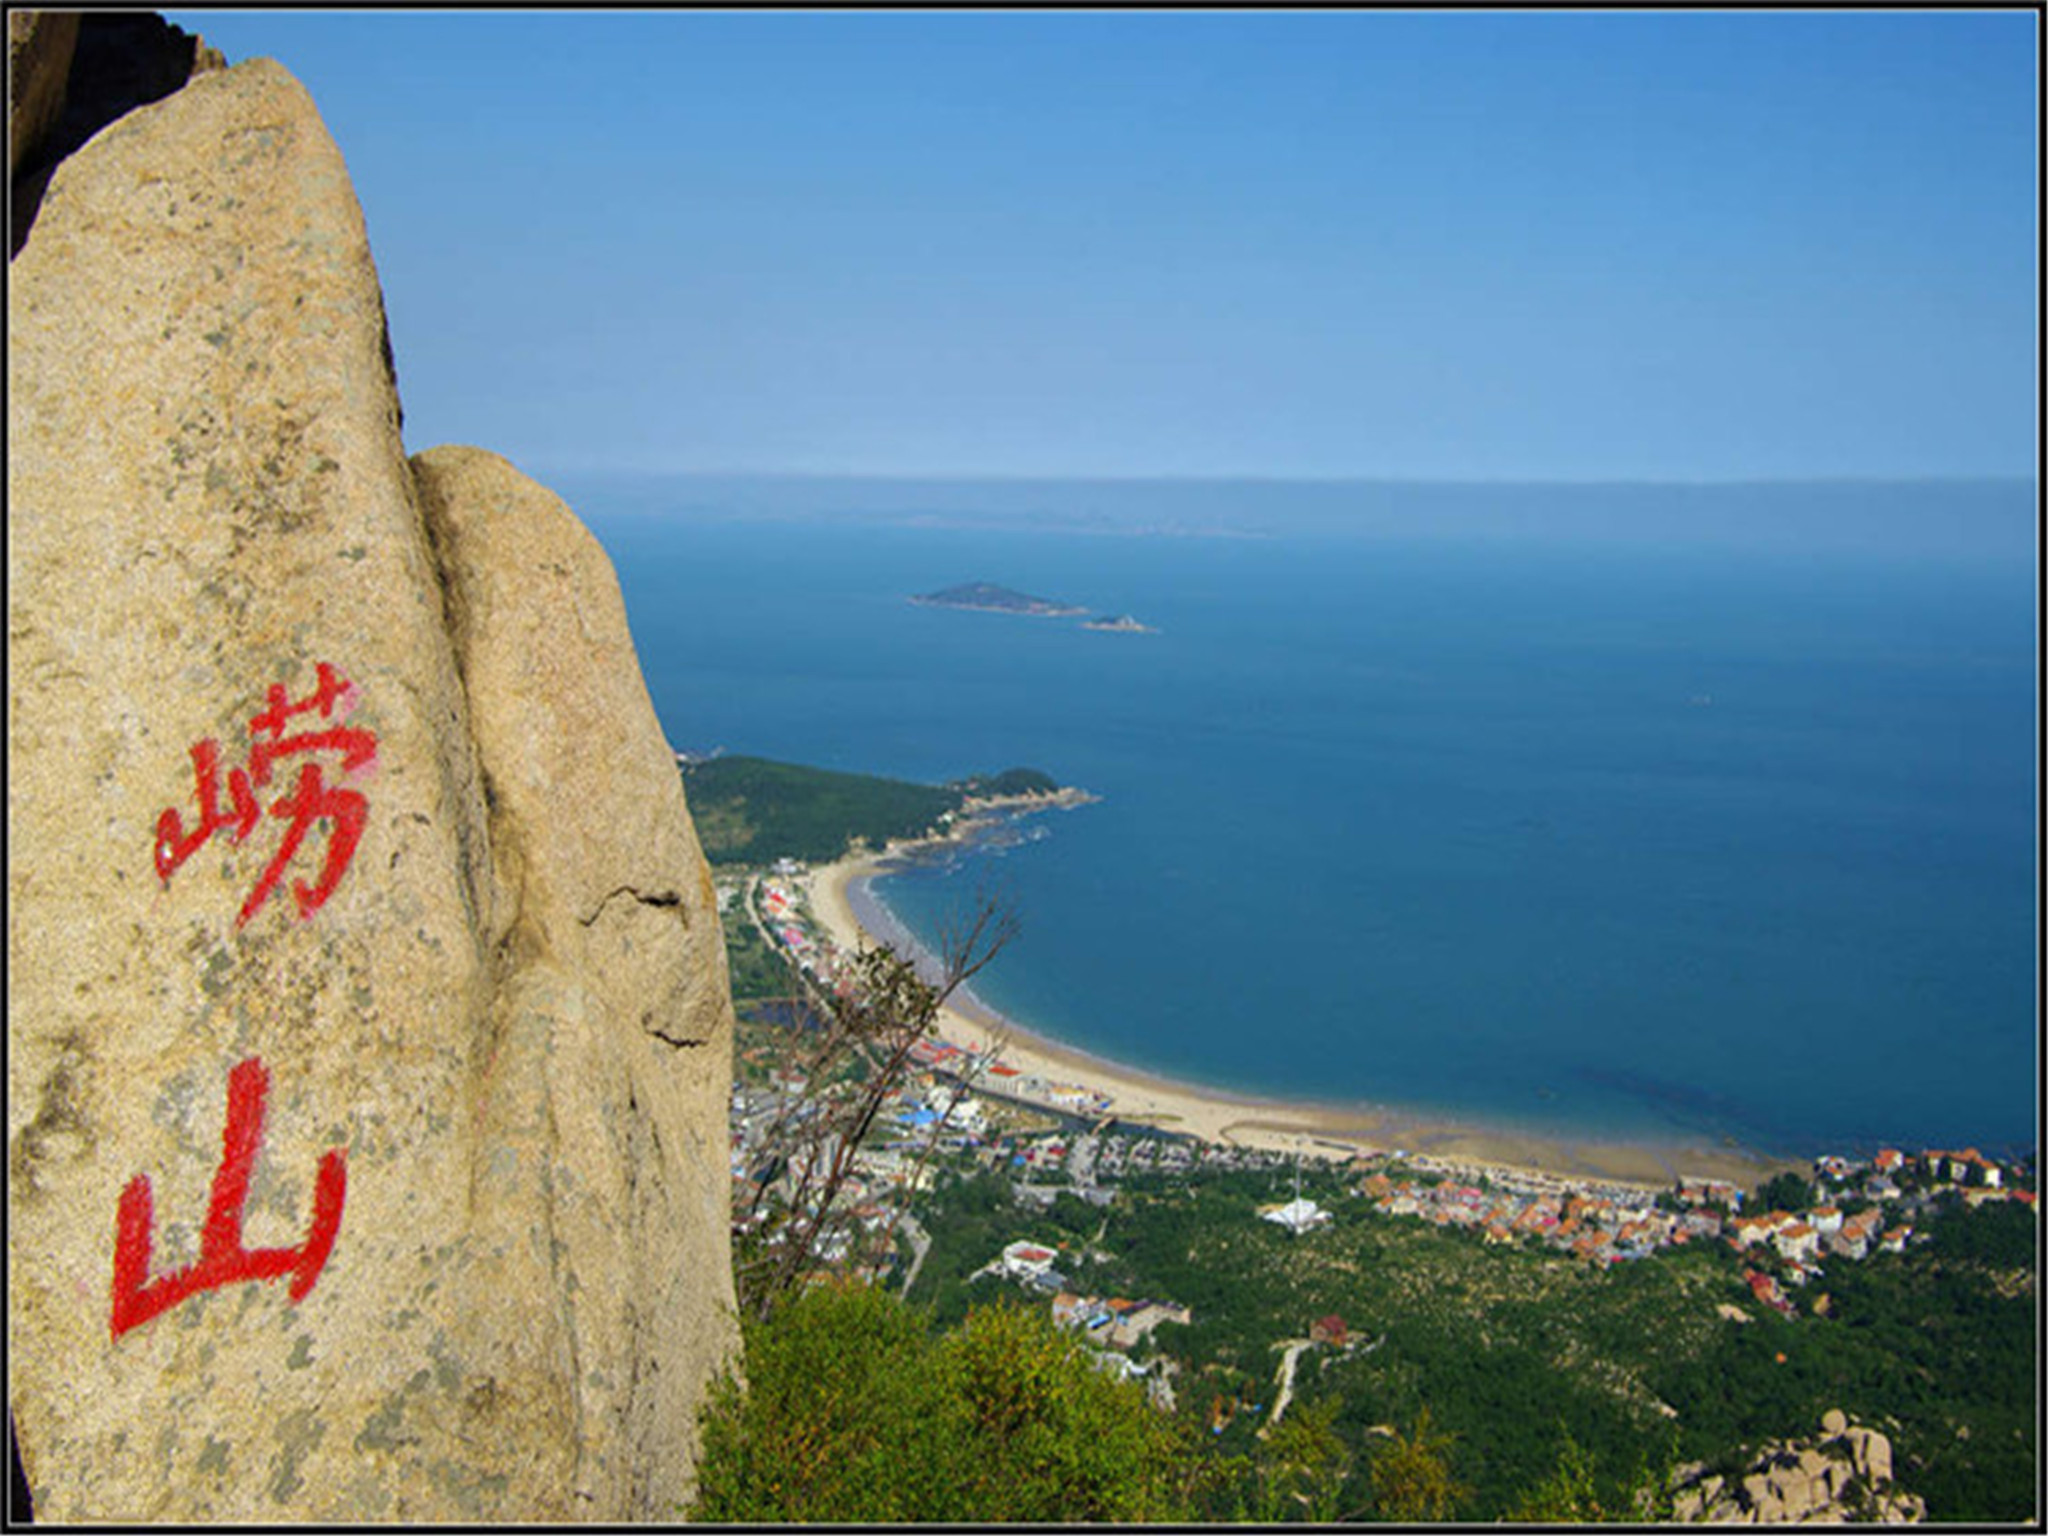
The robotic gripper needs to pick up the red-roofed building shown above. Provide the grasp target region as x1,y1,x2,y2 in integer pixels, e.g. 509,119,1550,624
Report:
1745,1268,1795,1317
1731,1214,1774,1247
1002,1241,1059,1279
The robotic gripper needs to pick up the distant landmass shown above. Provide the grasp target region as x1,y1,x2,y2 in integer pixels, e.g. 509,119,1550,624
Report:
909,581,1087,617
911,582,1155,632
679,755,1065,865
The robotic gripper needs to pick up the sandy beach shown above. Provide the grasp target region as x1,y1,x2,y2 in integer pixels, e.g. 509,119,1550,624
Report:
799,840,1802,1195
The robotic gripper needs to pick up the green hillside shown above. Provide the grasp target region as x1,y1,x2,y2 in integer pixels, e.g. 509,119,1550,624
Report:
681,755,1057,866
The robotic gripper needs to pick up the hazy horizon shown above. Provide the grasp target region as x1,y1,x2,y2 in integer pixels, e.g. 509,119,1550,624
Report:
548,466,2040,488
549,470,2038,568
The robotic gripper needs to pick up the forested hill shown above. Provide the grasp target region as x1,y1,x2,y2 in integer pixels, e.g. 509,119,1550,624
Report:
680,755,1060,866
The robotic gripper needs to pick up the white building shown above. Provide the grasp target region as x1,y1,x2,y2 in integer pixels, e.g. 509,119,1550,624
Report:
1001,1239,1060,1280
1773,1222,1820,1262
1261,1198,1331,1235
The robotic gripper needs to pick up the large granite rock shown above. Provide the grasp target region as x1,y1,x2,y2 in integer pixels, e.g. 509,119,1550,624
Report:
412,444,739,1514
8,51,737,1523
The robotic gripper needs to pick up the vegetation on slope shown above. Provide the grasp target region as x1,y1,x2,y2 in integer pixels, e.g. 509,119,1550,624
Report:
689,1283,1211,1523
897,1164,2036,1521
682,755,1058,866
691,1146,2034,1520
719,898,793,1005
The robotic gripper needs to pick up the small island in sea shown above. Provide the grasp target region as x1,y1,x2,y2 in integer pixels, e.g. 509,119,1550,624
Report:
1082,613,1157,634
908,581,1088,618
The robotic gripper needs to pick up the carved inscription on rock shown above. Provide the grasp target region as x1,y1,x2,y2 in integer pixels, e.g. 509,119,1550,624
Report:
153,661,378,927
110,1057,347,1339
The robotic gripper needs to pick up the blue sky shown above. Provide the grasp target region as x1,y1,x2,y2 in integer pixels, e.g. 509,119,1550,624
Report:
168,9,2037,482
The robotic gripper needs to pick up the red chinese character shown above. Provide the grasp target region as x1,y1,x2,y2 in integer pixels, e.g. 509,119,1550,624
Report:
153,662,377,928
110,1057,347,1339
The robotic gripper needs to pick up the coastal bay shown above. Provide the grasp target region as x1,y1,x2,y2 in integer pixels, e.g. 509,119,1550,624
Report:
801,828,1802,1194
589,502,2036,1162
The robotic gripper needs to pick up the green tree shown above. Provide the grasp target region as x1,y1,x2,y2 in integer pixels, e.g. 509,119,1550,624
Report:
1251,1394,1353,1522
689,1282,1210,1523
1506,1423,1684,1524
1506,1424,1606,1522
1368,1406,1467,1522
689,1279,953,1522
1757,1171,1813,1213
945,1301,1209,1522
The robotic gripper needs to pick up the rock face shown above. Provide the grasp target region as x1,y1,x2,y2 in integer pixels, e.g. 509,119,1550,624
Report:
9,12,223,257
8,43,737,1525
1669,1411,1925,1524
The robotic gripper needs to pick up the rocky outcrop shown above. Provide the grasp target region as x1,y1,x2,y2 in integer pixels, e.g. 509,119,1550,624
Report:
411,445,740,1514
9,11,222,256
1669,1410,1924,1524
8,39,737,1525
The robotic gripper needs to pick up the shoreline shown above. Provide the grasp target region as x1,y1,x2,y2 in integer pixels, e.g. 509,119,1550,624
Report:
799,822,1805,1195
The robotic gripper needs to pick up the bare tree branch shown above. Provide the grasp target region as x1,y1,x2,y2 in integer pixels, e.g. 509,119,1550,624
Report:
733,882,1019,1320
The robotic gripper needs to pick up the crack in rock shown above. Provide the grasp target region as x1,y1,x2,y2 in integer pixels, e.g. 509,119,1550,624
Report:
579,886,680,928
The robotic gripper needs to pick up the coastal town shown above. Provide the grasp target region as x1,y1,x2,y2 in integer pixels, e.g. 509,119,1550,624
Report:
727,858,2037,1330
709,821,2037,1524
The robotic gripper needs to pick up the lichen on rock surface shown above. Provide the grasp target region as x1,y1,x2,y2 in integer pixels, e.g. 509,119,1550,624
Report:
8,33,737,1525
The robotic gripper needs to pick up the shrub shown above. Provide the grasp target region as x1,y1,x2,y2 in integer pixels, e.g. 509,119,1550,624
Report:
689,1281,1207,1523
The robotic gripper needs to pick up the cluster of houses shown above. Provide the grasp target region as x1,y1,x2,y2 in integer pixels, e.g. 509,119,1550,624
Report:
1728,1205,1909,1275
1091,1133,1204,1179
1819,1145,2035,1206
727,1057,999,1286
1358,1167,1716,1263
1354,1139,2035,1280
984,1239,1192,1385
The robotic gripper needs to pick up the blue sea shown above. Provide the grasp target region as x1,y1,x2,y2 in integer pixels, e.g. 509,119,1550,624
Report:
566,477,2038,1160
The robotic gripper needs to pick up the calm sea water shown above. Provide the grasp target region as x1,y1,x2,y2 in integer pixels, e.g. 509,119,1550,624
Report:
570,481,2037,1158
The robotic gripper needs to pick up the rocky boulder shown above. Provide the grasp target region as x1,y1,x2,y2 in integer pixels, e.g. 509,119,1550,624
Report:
1669,1411,1923,1524
9,45,737,1524
9,11,222,256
